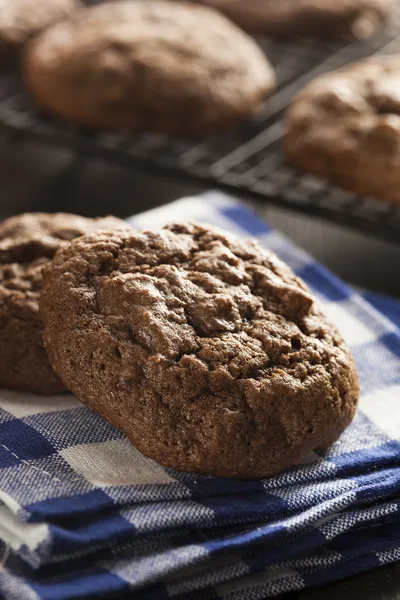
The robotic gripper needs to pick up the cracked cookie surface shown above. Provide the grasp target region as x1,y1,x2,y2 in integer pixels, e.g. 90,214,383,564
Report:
22,0,274,134
40,223,359,477
0,212,125,395
285,56,400,204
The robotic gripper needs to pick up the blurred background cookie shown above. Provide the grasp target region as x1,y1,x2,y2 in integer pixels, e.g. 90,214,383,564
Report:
22,0,275,135
284,56,400,204
201,0,393,39
0,0,81,60
0,212,125,395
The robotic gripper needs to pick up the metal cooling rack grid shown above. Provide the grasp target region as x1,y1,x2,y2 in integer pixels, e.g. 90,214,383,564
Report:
1,16,400,241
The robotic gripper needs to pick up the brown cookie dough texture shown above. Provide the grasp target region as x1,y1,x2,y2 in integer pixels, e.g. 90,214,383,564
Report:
285,56,400,204
0,0,80,59
40,223,359,478
0,212,126,395
22,0,275,135
202,0,393,39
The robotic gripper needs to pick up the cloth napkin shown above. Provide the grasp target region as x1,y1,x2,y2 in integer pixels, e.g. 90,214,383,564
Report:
0,192,399,600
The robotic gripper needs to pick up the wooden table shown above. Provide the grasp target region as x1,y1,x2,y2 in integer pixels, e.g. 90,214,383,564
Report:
297,562,400,600
1,136,399,599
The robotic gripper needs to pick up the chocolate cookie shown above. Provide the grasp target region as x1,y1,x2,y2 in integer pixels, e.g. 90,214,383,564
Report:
202,0,393,39
0,0,80,59
285,56,400,204
0,212,125,395
40,223,359,478
22,1,275,135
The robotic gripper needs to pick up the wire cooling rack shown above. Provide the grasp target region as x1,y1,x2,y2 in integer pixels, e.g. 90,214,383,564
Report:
1,14,400,241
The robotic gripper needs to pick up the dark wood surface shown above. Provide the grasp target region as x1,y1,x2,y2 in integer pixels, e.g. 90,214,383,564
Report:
298,562,400,600
1,135,399,599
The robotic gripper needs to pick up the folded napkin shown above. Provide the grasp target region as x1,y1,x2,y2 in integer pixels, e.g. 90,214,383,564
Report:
0,192,399,600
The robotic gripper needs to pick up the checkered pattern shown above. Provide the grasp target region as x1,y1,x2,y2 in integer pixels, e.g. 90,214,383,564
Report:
0,192,399,600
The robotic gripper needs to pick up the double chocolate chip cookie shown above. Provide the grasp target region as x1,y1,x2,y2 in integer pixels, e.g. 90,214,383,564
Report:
22,0,275,135
40,223,359,478
285,56,400,204
0,0,80,59
202,0,393,39
0,212,125,395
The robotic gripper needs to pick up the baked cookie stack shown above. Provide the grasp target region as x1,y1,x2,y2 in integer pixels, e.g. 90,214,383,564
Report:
0,212,359,478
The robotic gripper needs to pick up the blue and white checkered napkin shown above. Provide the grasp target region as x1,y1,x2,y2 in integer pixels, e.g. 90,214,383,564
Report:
1,192,400,600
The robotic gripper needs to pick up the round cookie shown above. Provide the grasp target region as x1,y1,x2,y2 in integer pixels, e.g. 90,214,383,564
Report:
0,212,126,395
285,56,400,204
40,223,359,478
22,1,275,135
201,0,393,39
0,0,81,59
